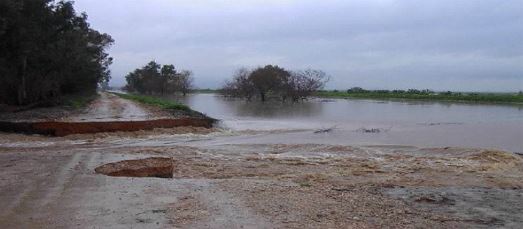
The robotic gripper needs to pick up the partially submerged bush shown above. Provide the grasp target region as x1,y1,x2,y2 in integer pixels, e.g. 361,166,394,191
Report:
221,65,329,102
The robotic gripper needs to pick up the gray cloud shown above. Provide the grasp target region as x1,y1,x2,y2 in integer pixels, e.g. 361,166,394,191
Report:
75,0,523,91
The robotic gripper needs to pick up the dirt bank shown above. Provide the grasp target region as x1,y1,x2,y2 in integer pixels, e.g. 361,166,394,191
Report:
95,157,174,178
0,118,215,136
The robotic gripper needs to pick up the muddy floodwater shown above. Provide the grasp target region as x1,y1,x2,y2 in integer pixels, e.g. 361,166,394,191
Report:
170,94,523,152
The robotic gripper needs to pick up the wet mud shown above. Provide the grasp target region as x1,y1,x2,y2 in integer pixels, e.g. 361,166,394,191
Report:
386,187,523,228
1,133,522,228
95,157,174,178
0,118,215,136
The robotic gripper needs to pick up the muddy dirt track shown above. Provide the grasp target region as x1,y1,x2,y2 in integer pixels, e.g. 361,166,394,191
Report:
68,92,157,121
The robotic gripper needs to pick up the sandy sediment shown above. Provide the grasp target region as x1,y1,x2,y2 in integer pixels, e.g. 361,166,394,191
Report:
1,136,520,228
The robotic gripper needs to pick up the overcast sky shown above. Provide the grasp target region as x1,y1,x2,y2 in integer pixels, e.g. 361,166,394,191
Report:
75,0,522,91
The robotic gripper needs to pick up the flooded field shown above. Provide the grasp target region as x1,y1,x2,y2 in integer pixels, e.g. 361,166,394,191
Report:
171,94,523,152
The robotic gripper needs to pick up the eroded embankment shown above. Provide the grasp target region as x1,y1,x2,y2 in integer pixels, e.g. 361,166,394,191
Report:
95,157,174,178
0,118,215,136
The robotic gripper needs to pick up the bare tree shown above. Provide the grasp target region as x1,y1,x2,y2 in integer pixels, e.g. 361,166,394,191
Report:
176,70,194,96
221,68,256,100
286,69,329,101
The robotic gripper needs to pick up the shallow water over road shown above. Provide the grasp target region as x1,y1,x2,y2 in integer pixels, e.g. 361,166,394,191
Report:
169,94,523,152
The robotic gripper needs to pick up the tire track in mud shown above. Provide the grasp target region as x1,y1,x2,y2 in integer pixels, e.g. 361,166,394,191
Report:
67,92,150,122
40,152,91,207
86,151,104,171
0,179,32,219
0,152,89,227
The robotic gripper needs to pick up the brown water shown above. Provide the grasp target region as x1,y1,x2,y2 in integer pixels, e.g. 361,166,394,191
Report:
169,94,523,152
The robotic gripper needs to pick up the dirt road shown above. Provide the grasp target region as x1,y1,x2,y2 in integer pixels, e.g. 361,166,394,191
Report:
66,92,169,122
0,141,275,228
0,92,170,123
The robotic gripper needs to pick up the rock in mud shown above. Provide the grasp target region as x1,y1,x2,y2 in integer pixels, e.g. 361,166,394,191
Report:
95,157,174,178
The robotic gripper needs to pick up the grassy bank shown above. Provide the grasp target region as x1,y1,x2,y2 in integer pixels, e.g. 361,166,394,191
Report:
112,93,190,111
315,90,523,104
62,93,99,109
111,92,217,121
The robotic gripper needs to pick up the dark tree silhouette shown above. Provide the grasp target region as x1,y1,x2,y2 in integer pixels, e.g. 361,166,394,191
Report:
248,65,290,102
0,0,113,105
124,61,194,96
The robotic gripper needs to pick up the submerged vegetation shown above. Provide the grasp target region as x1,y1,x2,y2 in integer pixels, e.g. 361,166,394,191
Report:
221,65,329,102
316,88,523,104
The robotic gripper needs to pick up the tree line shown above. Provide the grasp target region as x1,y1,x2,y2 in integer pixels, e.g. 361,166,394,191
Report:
0,0,113,106
221,65,329,102
124,61,194,96
345,87,435,95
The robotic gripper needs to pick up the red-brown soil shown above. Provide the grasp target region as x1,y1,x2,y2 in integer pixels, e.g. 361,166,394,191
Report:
0,118,214,136
95,157,174,178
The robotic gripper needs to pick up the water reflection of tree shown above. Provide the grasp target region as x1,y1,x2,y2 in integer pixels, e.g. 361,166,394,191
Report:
220,97,324,118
